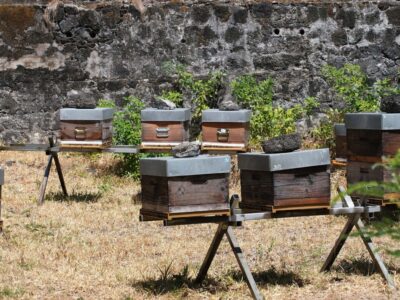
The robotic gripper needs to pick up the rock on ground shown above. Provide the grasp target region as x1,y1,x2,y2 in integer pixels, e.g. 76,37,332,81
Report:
262,133,302,153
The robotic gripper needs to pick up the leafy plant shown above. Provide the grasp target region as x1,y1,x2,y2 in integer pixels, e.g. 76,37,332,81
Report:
312,64,400,154
159,64,225,138
231,75,316,145
98,96,145,179
311,108,344,154
160,90,183,107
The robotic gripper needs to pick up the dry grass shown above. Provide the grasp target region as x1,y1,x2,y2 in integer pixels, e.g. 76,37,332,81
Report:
0,151,399,300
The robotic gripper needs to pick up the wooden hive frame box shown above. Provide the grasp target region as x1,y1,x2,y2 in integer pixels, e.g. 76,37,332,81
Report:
59,108,114,148
140,108,191,150
0,168,4,232
238,149,331,212
345,113,400,206
139,155,231,220
201,109,251,152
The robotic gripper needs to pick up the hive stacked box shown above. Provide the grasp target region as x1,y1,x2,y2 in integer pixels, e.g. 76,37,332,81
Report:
201,109,251,152
139,155,231,220
238,149,331,212
59,108,114,148
334,123,347,160
345,113,400,206
0,168,4,231
140,108,191,150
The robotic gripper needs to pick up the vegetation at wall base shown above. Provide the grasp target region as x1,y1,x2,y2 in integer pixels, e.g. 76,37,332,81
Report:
98,96,162,179
312,64,400,154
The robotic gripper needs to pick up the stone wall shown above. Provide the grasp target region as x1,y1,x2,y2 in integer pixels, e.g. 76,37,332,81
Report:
0,0,399,142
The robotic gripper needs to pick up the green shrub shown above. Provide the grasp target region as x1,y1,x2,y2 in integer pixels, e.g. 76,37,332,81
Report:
313,64,400,154
98,96,146,179
232,75,317,146
160,90,183,107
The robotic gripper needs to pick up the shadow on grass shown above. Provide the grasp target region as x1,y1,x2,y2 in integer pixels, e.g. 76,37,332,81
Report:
134,266,308,296
228,267,309,287
46,191,102,203
332,258,400,276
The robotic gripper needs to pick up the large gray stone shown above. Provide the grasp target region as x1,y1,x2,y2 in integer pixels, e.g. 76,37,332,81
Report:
381,95,400,113
262,133,302,154
172,142,201,158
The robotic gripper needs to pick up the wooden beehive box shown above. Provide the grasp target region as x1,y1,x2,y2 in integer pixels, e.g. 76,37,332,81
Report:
345,113,400,206
0,168,3,231
59,108,113,148
141,108,190,150
139,155,231,220
201,109,251,152
334,123,347,160
345,113,400,162
238,149,331,212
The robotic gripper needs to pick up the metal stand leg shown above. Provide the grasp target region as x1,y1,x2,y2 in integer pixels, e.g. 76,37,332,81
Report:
38,136,68,205
226,226,264,300
196,223,264,300
38,154,53,205
195,223,227,284
321,187,395,288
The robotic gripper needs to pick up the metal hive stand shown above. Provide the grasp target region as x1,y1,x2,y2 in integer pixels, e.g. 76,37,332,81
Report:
163,190,394,300
0,136,139,204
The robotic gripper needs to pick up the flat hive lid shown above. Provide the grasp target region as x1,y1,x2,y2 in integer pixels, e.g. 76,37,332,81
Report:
60,108,114,121
345,113,400,130
238,149,330,172
140,155,231,177
334,123,346,136
0,168,4,185
202,109,251,123
141,108,191,122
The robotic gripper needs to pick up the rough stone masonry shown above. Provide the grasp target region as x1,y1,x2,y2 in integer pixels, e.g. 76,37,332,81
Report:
0,0,399,142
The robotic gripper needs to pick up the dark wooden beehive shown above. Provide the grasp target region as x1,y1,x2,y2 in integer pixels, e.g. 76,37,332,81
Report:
238,149,331,212
140,155,231,220
201,109,251,152
334,123,347,160
59,108,113,148
0,168,3,231
345,113,400,206
141,108,190,150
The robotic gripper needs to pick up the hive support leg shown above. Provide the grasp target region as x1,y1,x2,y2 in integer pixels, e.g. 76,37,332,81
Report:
195,223,264,300
322,187,394,288
355,219,395,288
53,153,68,197
320,212,360,272
195,223,227,284
226,226,264,300
38,154,53,205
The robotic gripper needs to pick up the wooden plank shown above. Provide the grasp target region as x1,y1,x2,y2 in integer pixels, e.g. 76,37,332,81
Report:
139,208,230,221
60,139,112,149
332,159,347,168
240,202,330,212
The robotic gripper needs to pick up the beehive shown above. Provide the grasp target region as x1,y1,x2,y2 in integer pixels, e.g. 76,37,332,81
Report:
141,108,190,150
201,109,251,152
345,113,400,206
238,149,331,212
59,108,113,148
140,155,231,220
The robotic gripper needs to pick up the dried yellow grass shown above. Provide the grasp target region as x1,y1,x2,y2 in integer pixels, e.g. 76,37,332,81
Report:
0,151,399,299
